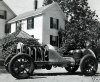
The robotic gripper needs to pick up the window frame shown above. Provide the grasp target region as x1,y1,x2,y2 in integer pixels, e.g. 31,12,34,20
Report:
50,17,59,29
27,17,34,30
50,35,58,47
16,21,22,31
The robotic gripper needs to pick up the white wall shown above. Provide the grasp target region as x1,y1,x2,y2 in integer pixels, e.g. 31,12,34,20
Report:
11,23,16,33
42,5,65,45
0,19,6,39
33,16,43,44
10,15,43,44
22,16,43,43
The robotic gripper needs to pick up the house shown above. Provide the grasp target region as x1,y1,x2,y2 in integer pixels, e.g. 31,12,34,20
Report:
0,0,16,39
7,2,67,47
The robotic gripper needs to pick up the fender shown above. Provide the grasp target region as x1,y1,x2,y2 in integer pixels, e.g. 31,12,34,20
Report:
82,48,96,58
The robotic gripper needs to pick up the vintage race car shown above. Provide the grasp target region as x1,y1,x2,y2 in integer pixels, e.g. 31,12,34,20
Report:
4,44,98,79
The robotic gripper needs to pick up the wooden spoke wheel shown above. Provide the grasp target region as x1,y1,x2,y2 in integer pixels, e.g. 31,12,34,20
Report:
9,54,34,79
80,55,98,76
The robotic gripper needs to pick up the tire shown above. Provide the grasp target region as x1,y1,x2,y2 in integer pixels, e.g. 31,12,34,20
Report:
80,54,98,76
9,53,34,79
65,65,79,72
4,54,15,72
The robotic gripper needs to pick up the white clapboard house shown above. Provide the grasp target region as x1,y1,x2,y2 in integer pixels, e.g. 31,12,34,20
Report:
6,2,66,47
0,0,16,39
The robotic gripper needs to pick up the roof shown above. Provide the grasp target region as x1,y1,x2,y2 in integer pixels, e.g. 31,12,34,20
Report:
8,2,67,23
1,30,40,47
8,2,54,23
5,30,33,39
1,30,34,44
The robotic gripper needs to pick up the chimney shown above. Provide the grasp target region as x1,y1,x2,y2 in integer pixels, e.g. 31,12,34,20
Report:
34,0,38,10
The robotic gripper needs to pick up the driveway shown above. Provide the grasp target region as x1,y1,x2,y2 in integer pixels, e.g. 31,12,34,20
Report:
0,64,100,82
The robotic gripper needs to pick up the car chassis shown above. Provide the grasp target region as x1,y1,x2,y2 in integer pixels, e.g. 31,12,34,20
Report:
4,44,98,79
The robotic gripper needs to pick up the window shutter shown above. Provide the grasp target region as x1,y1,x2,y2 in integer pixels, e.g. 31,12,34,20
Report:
32,18,34,28
57,19,59,29
4,11,7,19
9,24,11,33
16,22,18,31
5,24,7,33
50,35,52,45
50,17,53,28
5,24,11,33
56,36,58,47
27,19,28,29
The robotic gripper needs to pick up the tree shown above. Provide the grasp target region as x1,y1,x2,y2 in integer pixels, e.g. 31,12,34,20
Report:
43,0,99,53
60,0,99,49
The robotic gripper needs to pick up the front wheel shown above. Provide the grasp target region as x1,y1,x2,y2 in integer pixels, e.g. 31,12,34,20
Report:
80,54,98,76
9,54,34,79
65,65,79,72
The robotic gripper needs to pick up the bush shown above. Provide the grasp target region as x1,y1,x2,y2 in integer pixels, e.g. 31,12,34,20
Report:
1,38,40,59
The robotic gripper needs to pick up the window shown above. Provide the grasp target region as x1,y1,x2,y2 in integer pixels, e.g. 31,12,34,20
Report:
27,17,34,29
50,17,59,29
5,24,11,33
16,21,22,31
0,10,7,19
50,35,58,46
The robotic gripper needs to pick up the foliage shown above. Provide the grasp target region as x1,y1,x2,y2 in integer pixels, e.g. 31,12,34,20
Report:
43,0,99,53
1,34,40,59
58,0,99,51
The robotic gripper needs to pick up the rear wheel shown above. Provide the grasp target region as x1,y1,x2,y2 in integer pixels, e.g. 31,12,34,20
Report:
4,54,15,72
65,65,79,72
80,54,98,76
9,54,34,79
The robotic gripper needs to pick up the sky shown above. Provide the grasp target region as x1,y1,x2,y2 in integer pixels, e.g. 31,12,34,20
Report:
88,0,100,20
3,0,100,20
4,0,44,15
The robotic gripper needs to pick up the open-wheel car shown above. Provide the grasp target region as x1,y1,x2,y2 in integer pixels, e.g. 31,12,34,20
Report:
4,44,98,79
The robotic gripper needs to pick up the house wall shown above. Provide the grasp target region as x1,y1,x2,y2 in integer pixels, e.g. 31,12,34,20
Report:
0,1,15,21
10,15,43,44
9,3,66,46
0,19,6,39
0,1,16,39
42,5,65,45
11,23,16,33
